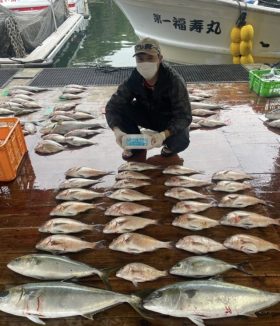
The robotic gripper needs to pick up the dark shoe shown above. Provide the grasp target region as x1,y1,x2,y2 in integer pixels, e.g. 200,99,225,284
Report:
122,149,147,160
161,145,175,157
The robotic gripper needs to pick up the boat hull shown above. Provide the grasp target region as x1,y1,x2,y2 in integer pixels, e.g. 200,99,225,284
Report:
114,0,280,64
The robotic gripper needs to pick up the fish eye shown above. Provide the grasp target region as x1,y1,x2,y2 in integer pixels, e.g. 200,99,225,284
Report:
0,290,10,298
152,292,162,299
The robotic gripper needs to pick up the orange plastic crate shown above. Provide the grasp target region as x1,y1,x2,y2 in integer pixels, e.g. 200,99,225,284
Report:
0,117,28,181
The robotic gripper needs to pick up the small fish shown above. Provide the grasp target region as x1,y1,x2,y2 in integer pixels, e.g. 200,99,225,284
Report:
103,216,157,234
11,98,41,108
60,93,83,100
109,232,172,254
176,235,226,254
172,213,219,230
58,178,101,189
35,140,65,154
65,167,112,178
51,114,76,122
108,189,153,201
192,109,217,116
224,234,280,253
164,187,207,200
218,194,267,208
265,108,280,120
116,263,167,286
212,180,252,193
162,165,202,175
265,119,280,129
212,170,253,181
170,256,248,278
198,119,227,128
36,235,105,254
49,201,102,216
220,210,280,229
191,102,223,110
54,102,78,111
62,87,84,94
105,202,151,216
112,179,151,189
56,188,105,201
64,136,96,147
42,134,66,144
171,201,213,214
165,176,211,187
39,218,97,234
64,129,100,137
118,161,160,171
116,171,151,180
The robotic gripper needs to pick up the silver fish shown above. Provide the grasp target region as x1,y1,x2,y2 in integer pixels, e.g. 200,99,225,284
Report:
105,202,151,216
103,216,157,234
65,84,87,90
56,188,105,201
116,263,167,286
212,170,253,181
170,256,248,278
162,165,202,175
116,171,151,180
0,282,142,324
218,194,267,208
189,95,204,101
59,93,83,100
42,133,66,144
171,201,213,214
62,87,84,94
191,102,223,110
36,235,105,254
64,129,100,137
112,179,151,189
198,119,227,128
39,218,96,234
108,189,153,201
70,112,95,120
11,98,41,108
224,234,280,253
164,187,207,200
8,89,34,95
54,102,78,111
220,210,280,229
40,121,104,135
10,85,49,92
64,136,96,147
58,178,101,189
118,161,160,171
12,94,34,101
0,108,14,115
176,235,226,254
143,280,280,325
265,108,280,120
212,180,252,193
172,213,219,230
192,108,217,116
35,140,64,154
109,232,172,254
49,201,102,216
165,176,211,187
65,167,112,178
265,119,280,128
189,122,201,129
51,114,76,122
23,122,36,135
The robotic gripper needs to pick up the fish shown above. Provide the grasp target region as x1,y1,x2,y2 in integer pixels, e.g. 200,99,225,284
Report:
164,187,207,200
49,201,102,217
65,84,87,90
54,102,78,111
42,133,66,144
218,194,267,208
116,263,167,286
0,108,14,115
198,119,227,128
58,178,101,189
70,112,95,120
191,102,223,110
0,282,142,324
142,280,280,325
36,235,105,254
170,256,248,278
8,89,34,96
103,216,157,234
224,234,280,253
40,121,105,135
192,109,217,116
189,95,204,101
23,122,36,135
109,232,172,254
56,188,105,201
171,201,213,214
105,202,151,216
220,210,280,229
176,235,226,254
265,119,280,128
35,140,65,154
51,114,76,122
189,122,201,129
65,167,112,178
212,180,252,193
108,189,153,201
11,94,34,101
62,87,84,94
164,176,211,187
162,165,203,175
212,170,253,181
39,218,97,234
10,85,49,92
64,136,96,147
172,213,219,230
115,171,151,180
265,108,280,120
112,179,151,189
118,161,160,171
60,93,83,100
10,98,41,108
64,129,101,137
3,101,24,108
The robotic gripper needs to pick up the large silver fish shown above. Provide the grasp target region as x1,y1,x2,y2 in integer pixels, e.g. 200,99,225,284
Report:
51,114,76,122
64,129,100,137
265,108,280,120
49,201,102,216
54,102,78,111
40,121,104,135
143,280,280,325
112,179,151,189
39,218,96,234
165,187,207,200
212,180,252,193
42,134,66,144
118,161,160,171
192,108,217,116
172,213,219,230
105,202,151,216
191,102,223,110
59,93,83,100
58,178,101,189
171,200,213,214
212,170,253,181
162,165,202,175
115,171,151,180
165,176,211,187
64,136,96,147
218,194,267,208
265,119,280,129
56,188,105,201
198,119,227,128
0,282,142,324
65,166,111,178
10,85,49,92
176,235,226,254
108,189,153,201
35,140,65,154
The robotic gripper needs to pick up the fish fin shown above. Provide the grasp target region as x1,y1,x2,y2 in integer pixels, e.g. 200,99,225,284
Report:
82,313,95,320
187,315,206,326
91,224,104,232
236,261,253,275
209,275,224,282
26,315,45,325
128,294,153,320
166,241,175,249
132,280,139,287
242,311,258,318
92,239,106,249
264,200,274,207
275,219,280,226
94,202,105,211
99,267,119,290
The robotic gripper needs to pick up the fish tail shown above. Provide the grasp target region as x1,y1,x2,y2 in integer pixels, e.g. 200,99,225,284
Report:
91,224,104,232
236,261,253,275
274,218,280,226
264,200,274,207
128,294,152,319
94,202,106,211
99,267,118,290
92,239,106,250
164,241,174,249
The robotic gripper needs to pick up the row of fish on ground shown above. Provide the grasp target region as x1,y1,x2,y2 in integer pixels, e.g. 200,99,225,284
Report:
2,162,280,325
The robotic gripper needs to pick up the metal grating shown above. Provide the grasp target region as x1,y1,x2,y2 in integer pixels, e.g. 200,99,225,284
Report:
29,64,248,87
0,69,19,88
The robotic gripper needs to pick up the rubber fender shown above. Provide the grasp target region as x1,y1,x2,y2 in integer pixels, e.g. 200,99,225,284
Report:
230,42,241,56
240,40,253,56
240,54,254,64
232,56,241,64
240,24,254,42
230,26,241,43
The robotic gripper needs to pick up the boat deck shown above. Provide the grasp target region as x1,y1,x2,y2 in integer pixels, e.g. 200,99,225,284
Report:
0,68,280,325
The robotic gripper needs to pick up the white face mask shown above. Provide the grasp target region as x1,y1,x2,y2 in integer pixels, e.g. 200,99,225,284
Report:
136,62,158,80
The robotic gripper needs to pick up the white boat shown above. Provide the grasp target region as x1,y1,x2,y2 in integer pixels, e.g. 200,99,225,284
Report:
114,0,280,64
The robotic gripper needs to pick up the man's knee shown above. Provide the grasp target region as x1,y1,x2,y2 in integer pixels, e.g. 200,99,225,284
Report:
165,129,190,153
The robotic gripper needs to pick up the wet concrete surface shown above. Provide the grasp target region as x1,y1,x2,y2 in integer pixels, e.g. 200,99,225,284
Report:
0,80,280,325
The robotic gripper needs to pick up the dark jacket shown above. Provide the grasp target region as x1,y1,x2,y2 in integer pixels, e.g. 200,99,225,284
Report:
105,62,192,135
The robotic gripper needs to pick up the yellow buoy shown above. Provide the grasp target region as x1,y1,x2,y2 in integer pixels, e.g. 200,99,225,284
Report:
240,54,254,64
230,27,241,43
230,42,241,56
240,24,254,42
232,56,241,64
240,40,253,56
